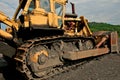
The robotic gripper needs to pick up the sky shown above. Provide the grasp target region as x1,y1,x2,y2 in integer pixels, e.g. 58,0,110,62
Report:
0,0,120,25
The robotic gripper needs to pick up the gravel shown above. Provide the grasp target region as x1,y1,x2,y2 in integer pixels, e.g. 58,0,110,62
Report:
49,53,120,80
0,39,120,80
48,38,120,80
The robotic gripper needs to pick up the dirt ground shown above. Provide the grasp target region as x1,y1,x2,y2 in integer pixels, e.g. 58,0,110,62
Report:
0,40,120,80
48,53,120,80
48,39,120,80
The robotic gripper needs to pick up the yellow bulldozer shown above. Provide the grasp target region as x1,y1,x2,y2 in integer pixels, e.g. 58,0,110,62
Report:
0,0,119,80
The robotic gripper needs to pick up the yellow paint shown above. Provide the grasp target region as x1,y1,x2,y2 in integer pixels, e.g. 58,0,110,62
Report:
0,29,13,40
30,50,48,63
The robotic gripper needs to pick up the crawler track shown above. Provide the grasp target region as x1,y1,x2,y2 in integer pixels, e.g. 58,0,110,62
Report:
14,35,95,80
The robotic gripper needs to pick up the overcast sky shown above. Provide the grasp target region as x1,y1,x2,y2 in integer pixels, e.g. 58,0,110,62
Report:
0,0,120,25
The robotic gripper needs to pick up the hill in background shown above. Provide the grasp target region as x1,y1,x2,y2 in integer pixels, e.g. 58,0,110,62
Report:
88,22,120,37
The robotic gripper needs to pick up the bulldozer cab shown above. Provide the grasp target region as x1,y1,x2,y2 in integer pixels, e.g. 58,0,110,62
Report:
14,0,67,28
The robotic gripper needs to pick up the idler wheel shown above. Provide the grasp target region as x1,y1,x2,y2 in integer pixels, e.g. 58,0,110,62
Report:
38,54,47,64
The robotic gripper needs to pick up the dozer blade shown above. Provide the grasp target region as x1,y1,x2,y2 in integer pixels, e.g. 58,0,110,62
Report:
110,31,119,53
63,48,110,60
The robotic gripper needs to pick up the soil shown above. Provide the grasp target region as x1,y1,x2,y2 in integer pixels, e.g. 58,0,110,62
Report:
48,53,120,80
0,40,120,80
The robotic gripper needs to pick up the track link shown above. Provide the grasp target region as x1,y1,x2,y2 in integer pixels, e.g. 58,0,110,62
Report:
14,35,95,80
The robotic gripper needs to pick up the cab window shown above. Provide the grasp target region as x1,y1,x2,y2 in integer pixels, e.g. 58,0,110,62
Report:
55,3,63,27
28,0,35,11
40,0,50,12
55,3,63,16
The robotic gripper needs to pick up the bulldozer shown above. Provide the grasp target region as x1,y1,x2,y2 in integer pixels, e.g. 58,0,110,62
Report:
0,0,119,80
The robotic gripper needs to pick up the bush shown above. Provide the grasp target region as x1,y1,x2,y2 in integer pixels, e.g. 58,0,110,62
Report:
88,22,120,37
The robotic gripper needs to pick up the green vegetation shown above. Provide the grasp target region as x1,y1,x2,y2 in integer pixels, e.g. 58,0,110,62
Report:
88,22,120,37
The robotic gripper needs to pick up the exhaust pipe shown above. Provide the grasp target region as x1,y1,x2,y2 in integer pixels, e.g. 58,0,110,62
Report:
70,2,75,14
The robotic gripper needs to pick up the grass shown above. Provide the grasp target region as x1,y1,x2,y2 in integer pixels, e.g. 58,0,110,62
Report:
88,22,120,37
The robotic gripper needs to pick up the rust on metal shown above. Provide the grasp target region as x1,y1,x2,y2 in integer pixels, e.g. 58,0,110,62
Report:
110,31,119,53
95,35,109,48
63,48,110,60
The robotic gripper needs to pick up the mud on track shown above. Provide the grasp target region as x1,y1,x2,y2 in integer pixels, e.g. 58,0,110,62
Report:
48,39,120,80
0,39,120,80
